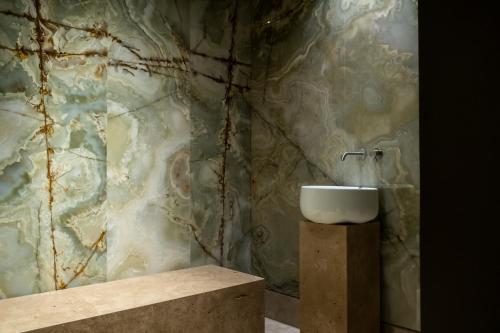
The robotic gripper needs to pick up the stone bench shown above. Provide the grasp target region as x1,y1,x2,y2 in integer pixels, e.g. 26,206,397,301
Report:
0,265,264,333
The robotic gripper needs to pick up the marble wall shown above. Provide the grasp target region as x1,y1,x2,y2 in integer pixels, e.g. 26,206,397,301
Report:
103,0,193,281
249,0,420,330
0,0,110,296
0,0,419,330
188,0,253,271
0,0,253,298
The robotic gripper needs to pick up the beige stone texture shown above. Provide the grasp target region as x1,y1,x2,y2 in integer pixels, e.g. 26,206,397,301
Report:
265,318,300,333
0,265,264,333
300,220,380,333
382,323,419,333
265,290,299,328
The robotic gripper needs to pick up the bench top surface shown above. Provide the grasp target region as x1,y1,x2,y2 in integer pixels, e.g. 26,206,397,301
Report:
0,265,263,332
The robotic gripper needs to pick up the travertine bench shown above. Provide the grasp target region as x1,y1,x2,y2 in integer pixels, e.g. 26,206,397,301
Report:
0,265,264,333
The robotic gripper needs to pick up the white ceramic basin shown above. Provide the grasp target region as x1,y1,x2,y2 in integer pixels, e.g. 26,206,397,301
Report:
300,185,379,224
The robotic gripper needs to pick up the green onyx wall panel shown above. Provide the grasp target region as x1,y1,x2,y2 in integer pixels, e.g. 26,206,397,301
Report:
0,0,108,296
0,0,254,300
0,0,420,330
0,0,196,297
103,0,192,281
249,0,420,330
188,0,252,271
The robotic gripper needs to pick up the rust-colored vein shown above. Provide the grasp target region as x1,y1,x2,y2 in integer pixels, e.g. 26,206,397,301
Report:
0,43,35,59
2,9,251,93
188,225,220,264
217,1,239,266
45,49,108,58
0,43,107,59
0,8,184,65
171,29,189,70
107,58,190,80
59,231,106,289
40,17,187,66
192,69,249,93
109,59,187,72
107,59,181,80
35,202,43,287
0,7,249,92
33,0,59,291
190,50,250,67
0,9,35,22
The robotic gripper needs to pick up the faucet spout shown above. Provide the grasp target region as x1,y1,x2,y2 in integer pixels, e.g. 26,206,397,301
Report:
340,148,383,161
340,149,366,161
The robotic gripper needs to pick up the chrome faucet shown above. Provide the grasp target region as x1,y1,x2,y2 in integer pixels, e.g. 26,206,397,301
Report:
341,148,383,161
341,148,366,161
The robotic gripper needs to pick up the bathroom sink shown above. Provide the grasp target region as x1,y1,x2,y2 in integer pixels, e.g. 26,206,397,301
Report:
300,186,378,224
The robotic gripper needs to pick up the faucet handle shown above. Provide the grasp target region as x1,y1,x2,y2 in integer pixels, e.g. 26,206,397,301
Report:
340,148,383,161
371,148,383,161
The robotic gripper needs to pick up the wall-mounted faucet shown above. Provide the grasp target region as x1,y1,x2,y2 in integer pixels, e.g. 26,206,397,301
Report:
341,148,367,161
341,148,383,161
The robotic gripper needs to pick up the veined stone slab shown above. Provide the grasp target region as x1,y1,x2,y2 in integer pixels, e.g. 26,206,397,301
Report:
249,0,419,330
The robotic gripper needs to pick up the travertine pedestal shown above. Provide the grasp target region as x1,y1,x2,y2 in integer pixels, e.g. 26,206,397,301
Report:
300,220,380,333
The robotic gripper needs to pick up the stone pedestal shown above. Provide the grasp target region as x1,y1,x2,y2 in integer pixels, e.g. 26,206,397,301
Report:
300,220,380,333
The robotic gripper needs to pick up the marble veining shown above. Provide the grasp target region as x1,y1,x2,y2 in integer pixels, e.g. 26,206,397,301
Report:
0,0,109,295
103,0,192,281
1,0,419,331
0,0,253,298
188,0,253,271
249,0,420,330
